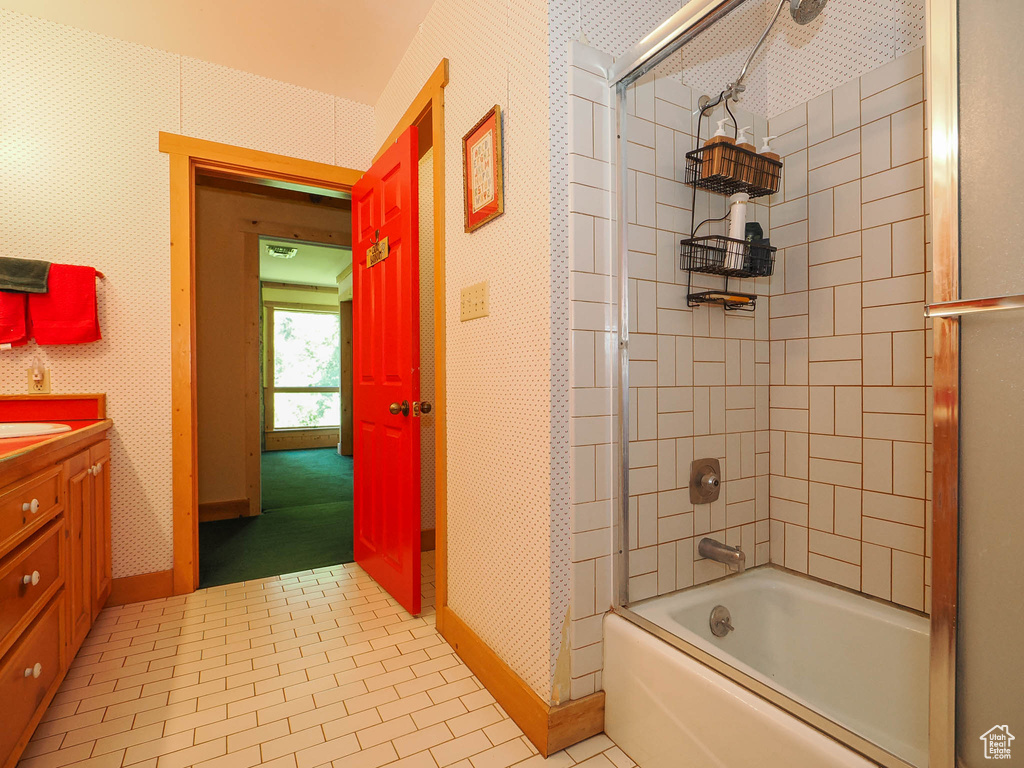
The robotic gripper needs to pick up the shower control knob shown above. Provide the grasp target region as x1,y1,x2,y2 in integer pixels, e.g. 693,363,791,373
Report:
689,458,722,504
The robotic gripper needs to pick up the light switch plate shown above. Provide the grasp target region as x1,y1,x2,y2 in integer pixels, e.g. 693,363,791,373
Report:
460,281,489,321
28,368,51,394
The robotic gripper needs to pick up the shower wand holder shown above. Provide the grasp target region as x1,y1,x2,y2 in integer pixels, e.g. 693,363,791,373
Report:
685,143,782,199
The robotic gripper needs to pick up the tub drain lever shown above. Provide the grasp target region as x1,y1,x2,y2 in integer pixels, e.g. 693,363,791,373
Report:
710,605,734,637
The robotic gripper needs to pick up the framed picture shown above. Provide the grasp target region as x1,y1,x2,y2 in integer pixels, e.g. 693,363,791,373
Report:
462,104,504,232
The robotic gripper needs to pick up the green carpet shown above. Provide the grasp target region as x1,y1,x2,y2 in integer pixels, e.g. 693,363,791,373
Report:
260,448,353,512
198,449,354,588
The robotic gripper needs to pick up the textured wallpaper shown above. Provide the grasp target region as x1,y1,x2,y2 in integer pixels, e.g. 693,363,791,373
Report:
375,0,559,701
0,9,375,579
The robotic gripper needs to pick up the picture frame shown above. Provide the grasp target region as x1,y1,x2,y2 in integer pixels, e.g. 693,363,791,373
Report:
462,104,504,233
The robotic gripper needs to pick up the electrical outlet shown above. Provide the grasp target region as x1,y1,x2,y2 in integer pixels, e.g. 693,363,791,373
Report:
27,368,51,394
460,281,489,321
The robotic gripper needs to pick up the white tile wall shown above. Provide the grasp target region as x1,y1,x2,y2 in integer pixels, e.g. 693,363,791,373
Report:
767,47,931,613
568,49,931,702
567,41,615,701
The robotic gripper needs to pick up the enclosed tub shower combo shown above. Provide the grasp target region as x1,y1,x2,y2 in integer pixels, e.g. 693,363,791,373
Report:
565,0,962,765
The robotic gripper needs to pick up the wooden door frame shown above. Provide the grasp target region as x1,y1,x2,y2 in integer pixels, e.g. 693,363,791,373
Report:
161,57,448,597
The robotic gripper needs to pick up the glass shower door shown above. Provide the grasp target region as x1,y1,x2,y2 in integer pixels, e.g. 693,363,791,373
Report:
953,0,1024,763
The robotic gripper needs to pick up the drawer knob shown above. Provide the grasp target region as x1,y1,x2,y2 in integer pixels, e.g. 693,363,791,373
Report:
24,663,41,679
22,571,41,586
22,498,40,514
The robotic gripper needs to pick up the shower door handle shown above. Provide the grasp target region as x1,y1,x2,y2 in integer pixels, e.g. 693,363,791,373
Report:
924,293,1024,318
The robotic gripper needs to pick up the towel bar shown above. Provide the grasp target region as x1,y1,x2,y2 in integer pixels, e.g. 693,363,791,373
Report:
924,293,1024,318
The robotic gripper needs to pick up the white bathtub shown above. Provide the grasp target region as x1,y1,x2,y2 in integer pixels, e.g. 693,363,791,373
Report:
604,567,929,767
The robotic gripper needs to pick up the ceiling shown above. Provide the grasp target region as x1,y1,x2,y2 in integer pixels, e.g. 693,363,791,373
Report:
1,0,436,104
259,237,351,289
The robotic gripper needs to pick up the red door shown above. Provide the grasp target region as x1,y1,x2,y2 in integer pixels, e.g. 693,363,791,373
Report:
352,126,421,615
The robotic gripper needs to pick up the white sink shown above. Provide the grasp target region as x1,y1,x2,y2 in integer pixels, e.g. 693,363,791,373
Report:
0,422,73,439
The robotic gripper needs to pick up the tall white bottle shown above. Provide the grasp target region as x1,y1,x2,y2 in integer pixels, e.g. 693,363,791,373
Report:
725,192,750,271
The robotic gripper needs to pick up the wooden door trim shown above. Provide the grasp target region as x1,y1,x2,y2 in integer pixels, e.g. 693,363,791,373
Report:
163,134,360,594
162,57,449,598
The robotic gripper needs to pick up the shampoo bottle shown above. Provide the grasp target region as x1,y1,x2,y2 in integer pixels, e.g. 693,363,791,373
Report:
760,135,782,192
734,126,755,184
725,192,750,271
702,118,735,179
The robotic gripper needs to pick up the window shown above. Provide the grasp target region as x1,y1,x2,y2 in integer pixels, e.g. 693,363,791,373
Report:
265,305,340,430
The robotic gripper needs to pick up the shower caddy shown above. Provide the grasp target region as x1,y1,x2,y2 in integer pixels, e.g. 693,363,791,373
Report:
680,107,781,312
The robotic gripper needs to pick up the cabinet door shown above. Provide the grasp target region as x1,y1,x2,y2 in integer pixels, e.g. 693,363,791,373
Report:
89,441,111,618
65,450,92,656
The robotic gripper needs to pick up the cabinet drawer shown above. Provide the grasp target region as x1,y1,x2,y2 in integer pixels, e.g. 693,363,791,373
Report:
0,521,63,657
0,594,63,766
0,466,62,555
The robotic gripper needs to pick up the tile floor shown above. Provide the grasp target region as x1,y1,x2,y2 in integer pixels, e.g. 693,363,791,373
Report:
21,553,634,768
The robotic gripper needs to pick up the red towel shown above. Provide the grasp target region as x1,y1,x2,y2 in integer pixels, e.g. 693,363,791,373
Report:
28,264,101,345
0,291,29,346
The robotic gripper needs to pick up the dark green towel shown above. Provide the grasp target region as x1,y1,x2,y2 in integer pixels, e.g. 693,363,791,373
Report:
0,257,50,293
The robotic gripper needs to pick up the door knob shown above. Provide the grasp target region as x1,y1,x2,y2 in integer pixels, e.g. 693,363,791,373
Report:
389,401,410,416
420,401,431,414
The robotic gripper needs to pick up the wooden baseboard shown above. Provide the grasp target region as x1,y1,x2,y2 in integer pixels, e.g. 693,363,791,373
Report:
199,498,251,522
421,528,436,552
264,429,340,451
548,692,606,754
438,606,604,756
108,570,175,606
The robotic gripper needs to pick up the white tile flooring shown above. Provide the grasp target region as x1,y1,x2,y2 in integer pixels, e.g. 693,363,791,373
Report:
21,553,633,768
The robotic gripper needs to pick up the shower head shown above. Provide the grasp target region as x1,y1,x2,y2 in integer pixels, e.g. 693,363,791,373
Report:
789,0,828,25
697,0,830,114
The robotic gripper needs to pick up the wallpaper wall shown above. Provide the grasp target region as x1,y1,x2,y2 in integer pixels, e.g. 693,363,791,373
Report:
374,0,560,702
0,8,375,579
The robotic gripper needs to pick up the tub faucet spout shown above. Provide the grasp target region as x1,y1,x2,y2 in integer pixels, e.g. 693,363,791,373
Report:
698,537,746,573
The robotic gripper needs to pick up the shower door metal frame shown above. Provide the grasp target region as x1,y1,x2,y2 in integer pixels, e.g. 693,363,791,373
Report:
606,0,958,766
926,0,959,766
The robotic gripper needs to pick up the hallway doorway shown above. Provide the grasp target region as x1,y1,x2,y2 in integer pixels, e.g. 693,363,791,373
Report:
194,180,356,589
164,60,448,613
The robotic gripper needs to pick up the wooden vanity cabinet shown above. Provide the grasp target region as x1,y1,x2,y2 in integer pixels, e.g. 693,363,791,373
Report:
64,448,94,656
0,428,112,768
90,440,112,618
